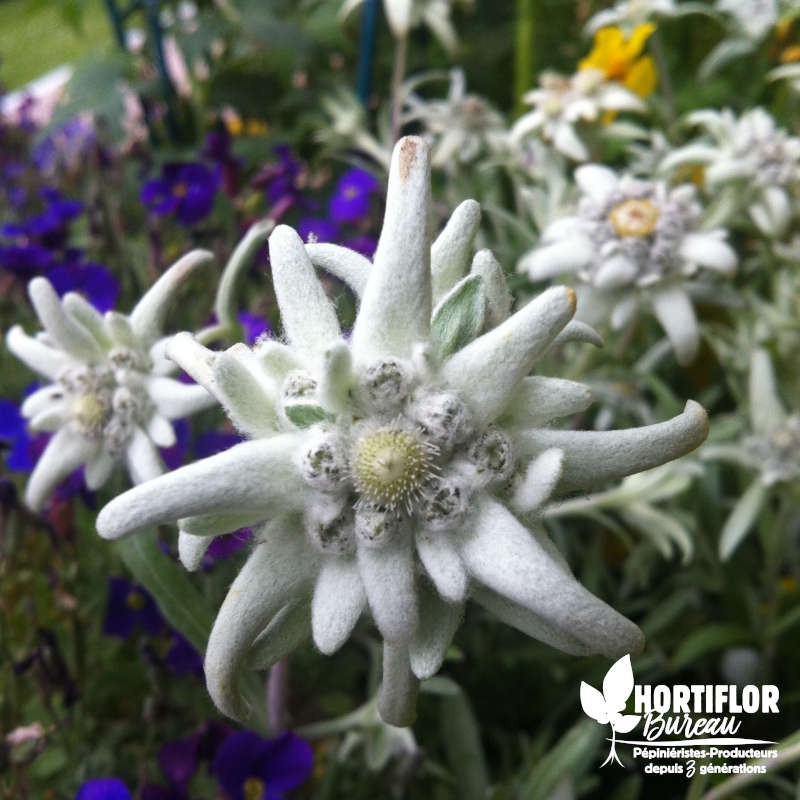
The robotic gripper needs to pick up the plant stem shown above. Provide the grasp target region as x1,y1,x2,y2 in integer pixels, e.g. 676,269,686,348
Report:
514,0,535,117
390,33,408,143
267,658,289,735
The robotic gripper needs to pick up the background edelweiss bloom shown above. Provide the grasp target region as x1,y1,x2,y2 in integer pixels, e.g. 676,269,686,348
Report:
519,163,737,365
5,252,216,509
579,23,658,100
96,137,709,727
510,70,646,162
339,0,471,53
703,349,799,559
661,107,800,238
401,69,508,167
585,0,692,34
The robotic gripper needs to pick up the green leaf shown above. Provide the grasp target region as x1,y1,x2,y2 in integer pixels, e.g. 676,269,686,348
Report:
285,404,334,428
719,479,767,560
671,624,752,671
115,531,215,653
39,52,131,142
519,719,605,800
430,275,485,360
440,687,489,800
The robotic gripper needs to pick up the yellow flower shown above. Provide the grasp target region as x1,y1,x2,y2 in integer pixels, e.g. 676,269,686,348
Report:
579,23,658,99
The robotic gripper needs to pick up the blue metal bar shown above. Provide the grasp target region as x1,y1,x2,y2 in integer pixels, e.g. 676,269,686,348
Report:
356,0,380,105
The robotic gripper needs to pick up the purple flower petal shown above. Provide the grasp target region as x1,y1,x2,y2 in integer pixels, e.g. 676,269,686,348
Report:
142,162,221,226
160,419,190,471
103,577,164,639
238,311,270,345
297,217,338,244
194,430,243,459
259,732,314,794
212,730,313,800
159,733,199,785
48,259,120,312
74,778,131,800
165,632,204,677
329,168,380,224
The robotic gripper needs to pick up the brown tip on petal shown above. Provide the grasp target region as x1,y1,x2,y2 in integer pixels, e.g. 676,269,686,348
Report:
566,287,577,311
398,137,420,181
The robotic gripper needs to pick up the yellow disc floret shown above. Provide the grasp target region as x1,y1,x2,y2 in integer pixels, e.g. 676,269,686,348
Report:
71,394,110,436
609,198,660,238
243,777,265,800
352,427,435,510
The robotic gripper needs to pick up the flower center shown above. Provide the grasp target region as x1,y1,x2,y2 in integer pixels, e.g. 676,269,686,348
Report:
609,198,660,237
243,777,265,800
352,428,435,510
125,590,146,611
71,393,110,436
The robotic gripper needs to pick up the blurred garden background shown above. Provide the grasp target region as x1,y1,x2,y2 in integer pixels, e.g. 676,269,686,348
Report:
2,1,800,798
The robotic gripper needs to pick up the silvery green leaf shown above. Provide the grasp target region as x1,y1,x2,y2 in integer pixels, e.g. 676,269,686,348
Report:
285,404,334,428
430,274,485,360
719,479,768,560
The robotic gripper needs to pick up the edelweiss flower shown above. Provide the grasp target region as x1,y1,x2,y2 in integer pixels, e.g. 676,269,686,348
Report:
704,349,799,559
661,108,800,238
97,137,709,727
585,0,689,34
511,71,645,162
5,252,215,509
402,70,507,168
340,0,471,53
519,164,737,364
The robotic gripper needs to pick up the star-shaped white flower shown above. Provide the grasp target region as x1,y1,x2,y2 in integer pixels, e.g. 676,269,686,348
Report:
662,108,800,238
511,71,645,162
704,348,798,559
6,252,216,508
402,69,507,168
96,137,709,727
519,164,737,364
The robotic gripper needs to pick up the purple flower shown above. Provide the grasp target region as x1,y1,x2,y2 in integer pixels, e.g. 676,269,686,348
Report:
329,168,379,224
253,145,304,208
160,418,190,471
0,396,43,471
212,730,313,800
0,242,53,276
47,250,120,312
194,429,244,459
342,235,377,259
2,187,83,249
203,129,242,196
238,311,270,345
141,162,221,226
102,576,164,638
165,632,203,676
297,217,338,244
160,733,199,786
74,778,131,800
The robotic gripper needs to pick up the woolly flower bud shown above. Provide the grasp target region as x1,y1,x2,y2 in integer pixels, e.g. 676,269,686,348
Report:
299,431,349,492
411,390,473,451
305,503,355,555
358,358,412,414
354,504,403,548
283,370,318,401
467,428,514,486
417,472,471,531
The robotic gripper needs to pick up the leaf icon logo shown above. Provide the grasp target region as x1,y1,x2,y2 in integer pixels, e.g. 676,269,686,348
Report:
580,654,641,767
